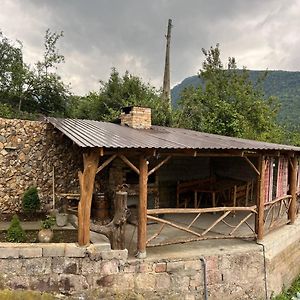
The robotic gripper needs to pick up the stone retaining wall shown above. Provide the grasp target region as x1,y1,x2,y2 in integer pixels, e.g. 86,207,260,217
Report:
0,118,82,212
0,242,266,299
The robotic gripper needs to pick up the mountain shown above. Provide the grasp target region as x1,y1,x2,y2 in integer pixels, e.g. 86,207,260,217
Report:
171,70,300,127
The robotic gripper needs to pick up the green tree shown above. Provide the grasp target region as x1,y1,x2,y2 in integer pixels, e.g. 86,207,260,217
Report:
7,215,26,243
175,44,284,142
0,29,70,118
73,68,172,126
28,29,70,115
0,31,29,111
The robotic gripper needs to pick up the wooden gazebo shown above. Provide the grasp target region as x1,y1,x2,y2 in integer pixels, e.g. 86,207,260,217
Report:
47,107,300,258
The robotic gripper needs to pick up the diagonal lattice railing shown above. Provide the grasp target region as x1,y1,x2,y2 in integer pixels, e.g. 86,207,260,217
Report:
264,195,291,233
146,206,257,247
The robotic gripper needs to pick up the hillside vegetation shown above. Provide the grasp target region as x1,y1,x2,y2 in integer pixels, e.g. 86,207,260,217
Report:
172,70,300,129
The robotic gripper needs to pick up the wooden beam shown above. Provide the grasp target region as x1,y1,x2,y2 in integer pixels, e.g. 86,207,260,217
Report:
256,155,265,241
288,156,298,224
148,155,172,176
244,156,260,176
137,156,148,258
118,154,140,175
96,154,117,174
147,205,257,215
78,149,99,246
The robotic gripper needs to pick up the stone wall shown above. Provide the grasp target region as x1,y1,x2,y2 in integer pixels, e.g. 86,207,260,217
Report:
0,242,266,299
264,218,300,297
0,118,82,212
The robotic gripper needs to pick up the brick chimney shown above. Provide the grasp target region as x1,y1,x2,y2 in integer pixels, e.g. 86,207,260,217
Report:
120,106,151,129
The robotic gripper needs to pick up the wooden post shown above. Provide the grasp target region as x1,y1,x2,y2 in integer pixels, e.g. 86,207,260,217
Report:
89,191,128,250
137,156,148,258
78,149,99,246
162,19,172,108
256,155,265,241
288,156,298,224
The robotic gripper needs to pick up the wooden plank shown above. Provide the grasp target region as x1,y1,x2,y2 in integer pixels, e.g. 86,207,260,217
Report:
96,154,117,174
257,155,265,241
78,150,99,246
288,156,298,224
148,155,171,176
137,156,148,258
147,235,256,247
118,154,140,175
147,205,257,215
244,156,260,175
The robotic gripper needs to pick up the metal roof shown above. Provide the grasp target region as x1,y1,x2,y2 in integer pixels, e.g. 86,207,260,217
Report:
46,117,300,152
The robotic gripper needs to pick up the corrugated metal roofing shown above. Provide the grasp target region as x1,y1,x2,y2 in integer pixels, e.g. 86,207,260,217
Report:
46,117,300,152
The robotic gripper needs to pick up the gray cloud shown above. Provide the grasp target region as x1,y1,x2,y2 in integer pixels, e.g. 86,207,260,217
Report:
1,0,299,95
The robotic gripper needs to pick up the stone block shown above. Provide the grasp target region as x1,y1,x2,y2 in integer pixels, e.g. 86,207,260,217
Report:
155,273,171,290
167,261,185,273
138,262,153,273
0,247,19,258
55,274,89,293
135,273,156,291
155,262,167,273
0,258,22,275
19,247,42,258
101,260,119,275
170,274,190,291
51,257,65,273
65,243,86,258
22,258,52,275
81,257,102,274
123,263,136,273
92,243,111,252
101,249,128,261
42,243,65,257
184,260,201,271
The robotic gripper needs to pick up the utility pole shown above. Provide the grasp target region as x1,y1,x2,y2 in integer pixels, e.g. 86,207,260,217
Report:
162,19,172,109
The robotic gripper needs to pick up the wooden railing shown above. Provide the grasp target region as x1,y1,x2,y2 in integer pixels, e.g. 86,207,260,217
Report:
264,195,291,233
146,206,257,247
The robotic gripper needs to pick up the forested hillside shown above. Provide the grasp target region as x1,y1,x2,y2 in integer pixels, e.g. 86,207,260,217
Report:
172,70,300,128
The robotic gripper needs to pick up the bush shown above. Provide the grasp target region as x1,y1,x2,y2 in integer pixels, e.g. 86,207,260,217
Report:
7,215,26,242
22,186,40,214
41,216,56,229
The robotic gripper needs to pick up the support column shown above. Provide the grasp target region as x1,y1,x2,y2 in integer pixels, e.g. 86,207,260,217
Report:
256,155,265,241
288,156,298,224
137,156,148,258
78,149,99,246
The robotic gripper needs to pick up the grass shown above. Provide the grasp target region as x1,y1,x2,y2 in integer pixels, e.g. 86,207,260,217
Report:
273,276,300,300
0,289,57,300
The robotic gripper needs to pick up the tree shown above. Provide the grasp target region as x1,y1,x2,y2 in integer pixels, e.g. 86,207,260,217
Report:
28,29,70,115
73,68,172,126
0,29,70,118
0,31,28,110
175,44,284,142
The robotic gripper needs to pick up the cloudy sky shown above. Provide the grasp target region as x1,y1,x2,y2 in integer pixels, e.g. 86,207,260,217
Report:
1,0,299,95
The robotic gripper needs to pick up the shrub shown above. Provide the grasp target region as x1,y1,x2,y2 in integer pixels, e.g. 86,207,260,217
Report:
7,215,26,242
22,186,40,214
41,216,56,229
